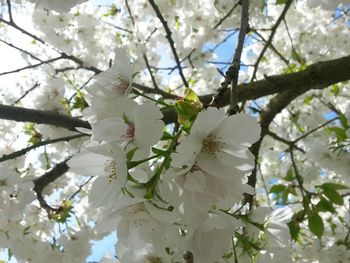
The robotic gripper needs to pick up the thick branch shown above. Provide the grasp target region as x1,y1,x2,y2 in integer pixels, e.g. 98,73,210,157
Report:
0,104,91,131
1,56,349,130
33,158,71,212
227,0,250,115
201,55,350,107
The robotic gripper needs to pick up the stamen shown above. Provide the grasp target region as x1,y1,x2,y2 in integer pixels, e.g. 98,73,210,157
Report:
104,160,117,182
202,134,224,157
112,77,130,95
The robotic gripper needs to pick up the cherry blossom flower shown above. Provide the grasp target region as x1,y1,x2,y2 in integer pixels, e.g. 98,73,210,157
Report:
172,107,261,178
67,144,127,208
91,103,164,150
86,48,133,99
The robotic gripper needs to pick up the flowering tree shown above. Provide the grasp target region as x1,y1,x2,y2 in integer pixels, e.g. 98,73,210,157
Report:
0,0,350,262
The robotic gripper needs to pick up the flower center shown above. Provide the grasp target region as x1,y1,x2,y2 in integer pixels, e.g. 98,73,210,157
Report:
104,160,117,182
146,256,162,263
190,163,203,172
124,124,135,139
202,135,224,157
112,77,130,95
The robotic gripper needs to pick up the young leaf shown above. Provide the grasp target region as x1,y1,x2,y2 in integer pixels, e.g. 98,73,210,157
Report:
308,212,324,239
270,184,287,194
323,187,344,205
287,220,300,241
315,197,336,213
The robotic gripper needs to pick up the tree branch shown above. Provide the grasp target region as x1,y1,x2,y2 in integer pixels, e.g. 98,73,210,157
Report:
250,0,293,80
33,158,71,213
0,104,91,131
148,0,189,87
0,134,87,163
201,54,350,107
226,0,250,115
1,55,349,130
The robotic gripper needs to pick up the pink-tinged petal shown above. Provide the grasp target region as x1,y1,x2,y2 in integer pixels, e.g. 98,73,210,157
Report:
214,113,261,146
191,107,226,135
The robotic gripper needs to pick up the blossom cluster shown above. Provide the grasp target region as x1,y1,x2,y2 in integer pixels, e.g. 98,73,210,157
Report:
67,48,263,262
0,0,349,262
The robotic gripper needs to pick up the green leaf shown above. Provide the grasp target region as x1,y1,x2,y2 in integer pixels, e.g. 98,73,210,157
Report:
315,197,336,213
151,147,168,156
234,214,264,231
308,212,324,239
281,190,289,204
235,232,261,251
184,88,201,103
163,155,172,170
126,147,138,162
270,184,286,194
338,112,348,129
303,95,314,105
326,127,347,142
320,183,348,190
161,131,174,140
276,0,287,4
323,187,344,205
284,168,295,181
330,84,341,96
102,3,119,16
287,220,300,241
174,15,180,30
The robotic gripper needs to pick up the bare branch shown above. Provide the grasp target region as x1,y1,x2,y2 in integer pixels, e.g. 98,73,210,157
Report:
201,54,350,107
148,0,189,87
227,0,250,115
213,2,240,30
0,134,87,163
250,0,293,80
0,38,43,62
0,56,64,76
143,54,160,90
33,158,71,213
0,104,91,131
12,82,40,105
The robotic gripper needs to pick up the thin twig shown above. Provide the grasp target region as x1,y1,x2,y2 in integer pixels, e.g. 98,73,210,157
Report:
250,0,293,80
293,117,337,143
12,82,40,105
6,0,13,23
69,176,94,200
213,2,240,30
0,134,87,163
148,0,189,87
257,164,272,209
0,56,63,76
0,38,43,62
143,54,160,90
266,130,305,153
